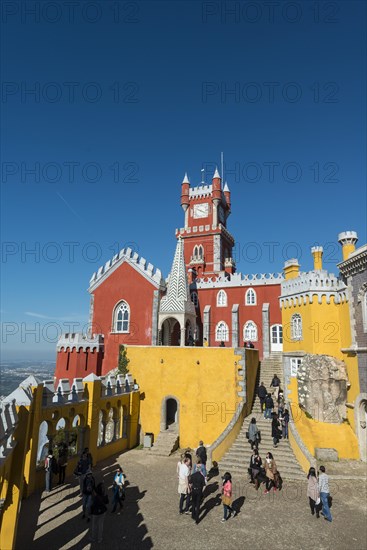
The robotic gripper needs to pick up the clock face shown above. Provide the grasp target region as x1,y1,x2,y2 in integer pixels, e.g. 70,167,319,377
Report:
193,203,209,219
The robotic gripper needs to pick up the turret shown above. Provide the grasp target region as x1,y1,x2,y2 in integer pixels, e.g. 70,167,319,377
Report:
311,246,323,270
181,173,190,229
223,181,231,211
338,231,358,260
283,258,300,280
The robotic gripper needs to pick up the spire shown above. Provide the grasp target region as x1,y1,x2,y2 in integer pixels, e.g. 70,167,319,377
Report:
213,167,221,179
223,181,230,192
159,237,195,315
182,172,190,184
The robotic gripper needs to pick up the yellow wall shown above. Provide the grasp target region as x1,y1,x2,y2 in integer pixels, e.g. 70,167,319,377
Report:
126,346,246,449
288,378,359,460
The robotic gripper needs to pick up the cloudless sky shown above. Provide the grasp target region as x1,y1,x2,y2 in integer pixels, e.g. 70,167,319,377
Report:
1,0,366,359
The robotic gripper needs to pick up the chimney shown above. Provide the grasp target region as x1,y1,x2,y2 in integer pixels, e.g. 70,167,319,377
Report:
283,258,300,280
338,231,358,261
311,246,323,270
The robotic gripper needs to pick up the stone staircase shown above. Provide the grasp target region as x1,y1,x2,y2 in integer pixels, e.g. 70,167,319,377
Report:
149,427,179,457
219,353,305,480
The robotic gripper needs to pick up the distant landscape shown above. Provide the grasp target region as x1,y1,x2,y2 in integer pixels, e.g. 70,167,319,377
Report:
0,361,56,397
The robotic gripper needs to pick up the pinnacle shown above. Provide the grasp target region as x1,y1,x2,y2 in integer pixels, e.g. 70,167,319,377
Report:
223,181,230,192
182,172,190,184
213,167,221,179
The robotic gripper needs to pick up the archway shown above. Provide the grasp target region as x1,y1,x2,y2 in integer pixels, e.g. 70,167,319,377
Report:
355,394,367,462
161,318,181,346
160,396,180,432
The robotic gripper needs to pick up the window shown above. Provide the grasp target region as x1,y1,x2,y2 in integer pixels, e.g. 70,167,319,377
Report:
362,291,367,333
191,292,198,307
245,288,256,305
198,245,204,259
290,358,302,377
271,324,283,344
291,314,302,340
217,289,227,307
215,321,229,342
114,301,130,333
193,245,204,260
244,321,258,342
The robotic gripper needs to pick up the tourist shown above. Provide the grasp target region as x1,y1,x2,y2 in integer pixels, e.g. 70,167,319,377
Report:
196,440,207,466
249,448,262,488
190,465,206,524
177,452,186,476
111,466,125,513
270,374,281,401
192,458,207,482
258,382,267,412
244,341,254,348
307,467,321,518
178,457,191,514
271,412,281,448
184,450,193,469
219,341,225,347
264,393,274,420
57,443,68,485
221,472,236,522
90,482,109,543
82,469,95,521
248,417,260,449
203,338,209,347
76,451,90,496
282,408,290,439
264,452,278,493
83,447,93,468
318,466,332,522
44,449,55,493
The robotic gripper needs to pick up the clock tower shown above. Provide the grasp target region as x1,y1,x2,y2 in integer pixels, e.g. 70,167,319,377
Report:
177,167,235,280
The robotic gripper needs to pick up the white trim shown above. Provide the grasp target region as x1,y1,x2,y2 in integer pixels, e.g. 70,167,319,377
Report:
217,289,228,307
112,300,130,333
243,320,258,342
215,321,229,342
291,313,302,341
245,288,257,305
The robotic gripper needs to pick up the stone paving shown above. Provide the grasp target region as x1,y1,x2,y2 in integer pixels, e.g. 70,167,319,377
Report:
15,449,367,550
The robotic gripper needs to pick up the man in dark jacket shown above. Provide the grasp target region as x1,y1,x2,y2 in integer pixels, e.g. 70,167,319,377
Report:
270,374,281,400
257,382,267,411
196,441,207,466
190,467,206,524
264,394,274,420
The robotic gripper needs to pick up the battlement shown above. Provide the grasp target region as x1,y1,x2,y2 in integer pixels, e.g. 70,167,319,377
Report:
193,271,284,288
57,333,104,352
280,269,348,307
89,247,166,291
0,399,18,460
189,184,212,198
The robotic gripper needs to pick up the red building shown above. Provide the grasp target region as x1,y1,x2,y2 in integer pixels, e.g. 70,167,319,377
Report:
55,166,283,382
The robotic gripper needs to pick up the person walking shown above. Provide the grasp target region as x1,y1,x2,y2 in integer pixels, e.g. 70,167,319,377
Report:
307,467,321,518
318,466,332,522
82,469,95,522
258,382,267,412
249,448,262,489
44,449,55,493
76,450,90,496
178,457,191,515
221,472,236,522
90,482,109,543
270,374,281,401
190,465,206,524
282,408,290,439
271,413,281,448
264,393,274,420
248,417,260,449
111,466,125,513
57,443,68,485
196,441,207,466
264,452,278,493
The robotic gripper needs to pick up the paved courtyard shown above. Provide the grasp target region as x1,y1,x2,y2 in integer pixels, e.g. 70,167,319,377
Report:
16,449,367,550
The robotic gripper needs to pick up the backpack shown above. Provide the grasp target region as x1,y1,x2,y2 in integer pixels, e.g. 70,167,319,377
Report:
51,456,59,475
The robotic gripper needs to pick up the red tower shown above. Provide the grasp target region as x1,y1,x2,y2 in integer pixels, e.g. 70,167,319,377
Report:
177,168,235,279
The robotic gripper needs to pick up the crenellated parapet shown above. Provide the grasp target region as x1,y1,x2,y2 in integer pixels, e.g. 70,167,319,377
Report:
57,333,104,352
189,184,212,198
193,271,284,289
89,247,166,291
280,269,348,308
0,399,18,460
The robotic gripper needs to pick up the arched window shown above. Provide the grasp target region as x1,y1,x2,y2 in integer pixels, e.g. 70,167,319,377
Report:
191,292,198,307
245,288,256,305
215,321,229,342
193,245,199,259
114,301,130,333
217,289,227,307
244,321,258,342
291,313,302,340
198,245,204,260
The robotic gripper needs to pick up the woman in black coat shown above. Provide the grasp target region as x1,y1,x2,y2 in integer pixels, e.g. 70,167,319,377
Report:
271,413,281,448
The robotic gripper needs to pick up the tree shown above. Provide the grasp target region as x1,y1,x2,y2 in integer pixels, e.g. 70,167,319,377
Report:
118,345,130,375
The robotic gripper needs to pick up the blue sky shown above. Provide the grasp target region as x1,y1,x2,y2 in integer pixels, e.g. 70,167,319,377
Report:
1,0,366,359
